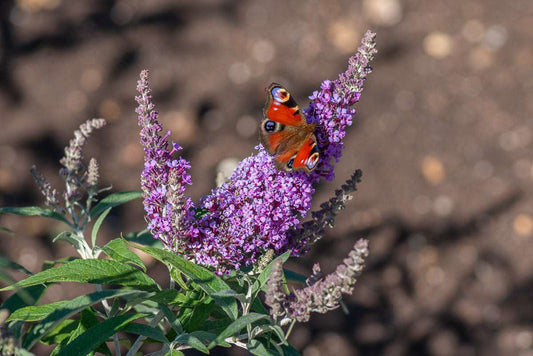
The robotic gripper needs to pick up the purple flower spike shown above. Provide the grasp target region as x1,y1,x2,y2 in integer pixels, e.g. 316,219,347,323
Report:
136,70,193,249
136,31,377,274
306,30,377,182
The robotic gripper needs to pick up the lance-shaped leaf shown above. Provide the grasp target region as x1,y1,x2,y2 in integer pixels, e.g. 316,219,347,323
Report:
90,191,142,218
56,313,146,356
208,313,269,349
122,323,168,343
1,259,158,292
102,238,146,271
0,206,70,225
19,289,150,348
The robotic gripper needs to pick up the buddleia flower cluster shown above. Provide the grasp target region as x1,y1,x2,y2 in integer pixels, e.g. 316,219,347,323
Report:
137,30,377,274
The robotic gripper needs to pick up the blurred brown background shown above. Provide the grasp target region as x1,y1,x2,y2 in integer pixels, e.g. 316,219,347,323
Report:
0,0,532,355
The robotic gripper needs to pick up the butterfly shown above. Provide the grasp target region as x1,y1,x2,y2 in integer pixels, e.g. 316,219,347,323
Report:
260,83,319,173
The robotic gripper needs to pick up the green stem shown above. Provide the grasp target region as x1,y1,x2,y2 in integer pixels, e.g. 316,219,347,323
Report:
285,320,296,340
95,284,120,356
126,310,166,356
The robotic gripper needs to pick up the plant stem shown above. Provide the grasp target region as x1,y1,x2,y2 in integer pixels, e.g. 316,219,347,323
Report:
126,310,166,356
285,320,296,339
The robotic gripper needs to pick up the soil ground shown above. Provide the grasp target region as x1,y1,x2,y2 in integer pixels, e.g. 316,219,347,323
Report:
0,1,532,355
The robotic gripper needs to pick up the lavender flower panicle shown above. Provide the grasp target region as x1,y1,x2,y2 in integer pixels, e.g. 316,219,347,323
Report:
136,31,376,273
265,239,369,323
306,30,377,182
136,70,193,249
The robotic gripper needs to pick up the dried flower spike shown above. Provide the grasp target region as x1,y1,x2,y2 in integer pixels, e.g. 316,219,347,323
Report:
265,239,369,323
290,169,363,254
59,118,107,205
30,165,62,213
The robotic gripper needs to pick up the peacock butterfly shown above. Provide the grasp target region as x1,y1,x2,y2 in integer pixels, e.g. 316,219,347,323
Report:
260,83,319,173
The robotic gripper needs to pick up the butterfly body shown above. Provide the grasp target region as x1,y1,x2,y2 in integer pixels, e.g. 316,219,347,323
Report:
260,83,319,173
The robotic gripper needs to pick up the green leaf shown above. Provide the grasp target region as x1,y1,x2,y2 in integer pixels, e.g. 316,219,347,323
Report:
283,269,308,285
179,301,214,332
65,308,112,356
148,289,185,305
280,343,301,356
163,351,184,356
52,231,86,251
1,259,158,292
189,331,220,345
1,284,47,341
41,257,78,270
251,297,269,315
199,319,232,336
7,289,149,321
0,206,70,225
160,304,184,335
56,313,146,356
102,238,146,271
19,289,150,349
250,339,299,356
90,191,142,218
211,290,247,303
169,267,189,291
129,244,238,320
9,299,71,322
13,349,37,356
253,250,291,295
0,256,33,276
122,323,168,343
123,230,163,248
91,207,111,248
209,313,269,348
251,324,287,343
40,319,78,345
248,339,281,356
174,333,210,354
1,285,47,314
8,289,149,323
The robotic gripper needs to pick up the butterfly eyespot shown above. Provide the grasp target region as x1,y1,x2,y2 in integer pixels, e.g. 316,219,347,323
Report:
306,152,319,170
271,87,290,103
264,120,277,132
287,157,295,170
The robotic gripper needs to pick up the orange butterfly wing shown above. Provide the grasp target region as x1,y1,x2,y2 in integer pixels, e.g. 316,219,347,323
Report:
292,137,319,171
260,83,319,173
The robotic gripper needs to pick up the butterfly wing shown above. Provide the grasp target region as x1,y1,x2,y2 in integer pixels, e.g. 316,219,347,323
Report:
290,136,319,172
260,83,319,173
264,83,306,126
260,83,307,155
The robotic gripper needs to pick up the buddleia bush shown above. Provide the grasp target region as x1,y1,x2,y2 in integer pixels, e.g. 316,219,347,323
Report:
0,30,376,356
